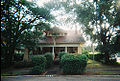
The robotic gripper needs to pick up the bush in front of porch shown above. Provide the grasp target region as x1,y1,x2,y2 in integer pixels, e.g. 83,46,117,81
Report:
58,52,68,60
58,52,68,68
44,52,53,68
61,54,88,74
30,56,46,74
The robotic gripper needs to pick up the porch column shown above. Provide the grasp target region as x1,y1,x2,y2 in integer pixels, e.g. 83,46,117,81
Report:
40,47,43,51
52,46,55,59
40,47,43,54
52,46,55,55
65,47,67,53
78,46,82,54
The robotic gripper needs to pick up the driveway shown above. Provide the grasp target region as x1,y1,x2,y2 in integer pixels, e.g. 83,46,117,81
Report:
1,75,120,81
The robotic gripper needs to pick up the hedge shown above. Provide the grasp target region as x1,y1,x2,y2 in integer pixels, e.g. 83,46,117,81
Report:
58,52,68,60
31,65,45,74
31,56,46,74
61,54,88,74
58,52,68,68
44,52,53,68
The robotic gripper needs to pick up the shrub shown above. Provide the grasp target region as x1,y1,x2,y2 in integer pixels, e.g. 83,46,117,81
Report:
58,52,68,68
58,52,68,60
31,66,45,74
31,56,46,74
31,56,46,66
82,50,89,57
14,54,24,62
44,52,53,68
61,54,88,74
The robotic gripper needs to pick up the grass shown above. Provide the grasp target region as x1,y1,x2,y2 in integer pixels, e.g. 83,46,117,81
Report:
1,71,31,76
86,59,120,75
1,72,23,76
87,59,120,69
87,59,108,69
98,71,120,75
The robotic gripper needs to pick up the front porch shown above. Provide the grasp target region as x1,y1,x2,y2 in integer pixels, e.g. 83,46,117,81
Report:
32,43,82,57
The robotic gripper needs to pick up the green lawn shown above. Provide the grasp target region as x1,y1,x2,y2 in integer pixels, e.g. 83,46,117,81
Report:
87,59,109,69
86,59,120,75
97,71,120,75
87,59,120,69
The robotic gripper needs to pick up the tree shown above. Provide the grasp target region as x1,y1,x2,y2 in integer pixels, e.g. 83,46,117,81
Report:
111,30,120,53
44,0,77,28
1,0,53,66
34,0,120,63
74,0,120,63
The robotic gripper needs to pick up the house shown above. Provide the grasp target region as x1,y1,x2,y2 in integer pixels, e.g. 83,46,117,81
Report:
32,27,85,58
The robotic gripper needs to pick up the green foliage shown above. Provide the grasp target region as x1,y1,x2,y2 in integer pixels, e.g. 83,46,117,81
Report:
22,0,54,21
58,52,68,68
31,66,45,74
82,50,89,57
44,0,62,11
44,0,119,64
88,53,117,64
44,52,53,68
61,54,88,74
74,0,119,63
31,56,46,74
88,53,105,62
1,0,53,66
31,56,46,66
14,53,24,62
111,30,120,53
58,52,68,60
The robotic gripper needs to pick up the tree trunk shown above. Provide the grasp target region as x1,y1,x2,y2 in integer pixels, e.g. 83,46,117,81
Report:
23,48,29,62
102,36,110,64
104,52,110,64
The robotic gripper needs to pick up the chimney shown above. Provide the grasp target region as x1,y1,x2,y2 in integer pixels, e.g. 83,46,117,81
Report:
75,25,77,34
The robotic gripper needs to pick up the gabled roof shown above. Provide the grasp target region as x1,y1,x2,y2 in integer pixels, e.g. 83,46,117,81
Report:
38,27,85,44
